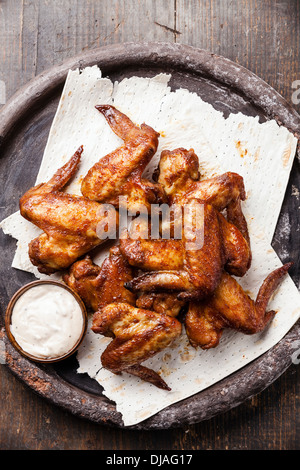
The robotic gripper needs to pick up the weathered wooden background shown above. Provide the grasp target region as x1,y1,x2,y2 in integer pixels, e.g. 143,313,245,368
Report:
0,0,299,450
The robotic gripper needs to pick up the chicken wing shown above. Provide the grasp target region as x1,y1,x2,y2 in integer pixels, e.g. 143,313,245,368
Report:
19,147,117,274
123,200,225,300
157,147,250,244
81,105,166,213
218,211,251,276
121,199,251,299
136,292,185,318
185,263,293,349
121,147,251,297
65,244,181,390
63,245,136,311
92,302,182,390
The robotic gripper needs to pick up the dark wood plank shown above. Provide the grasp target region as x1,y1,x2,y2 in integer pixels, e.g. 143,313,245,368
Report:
0,0,299,451
1,362,298,450
0,0,175,103
176,0,300,114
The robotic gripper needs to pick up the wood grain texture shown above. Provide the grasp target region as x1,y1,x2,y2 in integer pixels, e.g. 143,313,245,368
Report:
176,0,300,114
0,0,299,450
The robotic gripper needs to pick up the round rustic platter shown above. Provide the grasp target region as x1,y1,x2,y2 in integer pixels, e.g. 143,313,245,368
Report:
0,42,299,430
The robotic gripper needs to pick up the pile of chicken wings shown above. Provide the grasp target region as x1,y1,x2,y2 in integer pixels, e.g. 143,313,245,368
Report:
19,105,292,390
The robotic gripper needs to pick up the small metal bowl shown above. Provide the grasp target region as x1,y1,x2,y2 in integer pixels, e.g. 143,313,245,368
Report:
5,280,88,364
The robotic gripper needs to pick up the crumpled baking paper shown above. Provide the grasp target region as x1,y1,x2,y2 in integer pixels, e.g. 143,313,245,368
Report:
1,66,299,426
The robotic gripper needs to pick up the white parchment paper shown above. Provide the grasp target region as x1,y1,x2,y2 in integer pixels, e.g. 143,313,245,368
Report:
1,66,299,426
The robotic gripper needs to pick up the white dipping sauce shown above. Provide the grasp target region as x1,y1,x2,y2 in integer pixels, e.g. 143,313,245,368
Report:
10,284,84,359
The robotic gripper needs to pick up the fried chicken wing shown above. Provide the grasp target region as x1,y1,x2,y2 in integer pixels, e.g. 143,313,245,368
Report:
63,245,136,311
136,292,185,317
121,199,251,299
81,105,165,212
185,263,293,349
157,147,250,243
218,211,251,276
121,147,251,298
65,244,181,390
124,200,225,300
120,236,184,272
19,147,116,274
92,302,182,390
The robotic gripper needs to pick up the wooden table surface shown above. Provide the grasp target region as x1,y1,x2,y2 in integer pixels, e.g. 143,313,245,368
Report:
0,0,299,451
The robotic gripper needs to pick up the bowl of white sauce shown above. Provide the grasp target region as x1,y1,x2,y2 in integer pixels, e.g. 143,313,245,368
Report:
5,280,88,363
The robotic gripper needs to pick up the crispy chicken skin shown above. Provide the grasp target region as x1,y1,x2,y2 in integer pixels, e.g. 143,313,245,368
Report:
124,200,225,300
92,302,182,390
122,201,251,299
157,148,245,207
185,263,293,349
63,245,136,311
121,236,184,272
136,292,185,317
218,212,251,276
81,105,166,212
121,209,250,278
157,147,250,244
19,147,116,274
